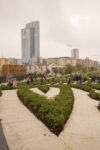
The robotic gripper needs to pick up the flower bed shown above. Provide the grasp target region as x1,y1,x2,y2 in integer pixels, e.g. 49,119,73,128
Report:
17,85,74,135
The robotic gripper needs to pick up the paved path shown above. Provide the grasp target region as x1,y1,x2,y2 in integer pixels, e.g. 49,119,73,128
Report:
0,90,67,150
31,87,60,99
95,90,100,93
0,120,9,150
0,88,100,150
59,88,100,150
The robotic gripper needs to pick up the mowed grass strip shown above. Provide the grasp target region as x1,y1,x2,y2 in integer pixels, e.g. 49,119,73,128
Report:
17,85,74,135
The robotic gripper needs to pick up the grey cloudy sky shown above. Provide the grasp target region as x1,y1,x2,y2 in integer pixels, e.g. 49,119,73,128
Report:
0,0,100,61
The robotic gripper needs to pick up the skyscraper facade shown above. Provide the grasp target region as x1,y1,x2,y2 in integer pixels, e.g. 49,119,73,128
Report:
21,21,40,64
71,48,79,59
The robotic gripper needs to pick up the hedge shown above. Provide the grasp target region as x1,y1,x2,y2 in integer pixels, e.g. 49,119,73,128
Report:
17,85,74,135
70,84,92,92
89,91,100,101
0,85,16,90
0,89,2,96
38,85,50,93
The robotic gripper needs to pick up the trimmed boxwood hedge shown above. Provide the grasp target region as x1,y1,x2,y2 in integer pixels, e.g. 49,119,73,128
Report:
17,85,74,135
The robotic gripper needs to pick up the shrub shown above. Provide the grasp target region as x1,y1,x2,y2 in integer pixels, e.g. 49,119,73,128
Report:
89,91,100,101
97,103,100,110
17,85,74,135
89,84,100,90
0,85,16,90
38,85,50,93
70,84,92,92
0,89,2,96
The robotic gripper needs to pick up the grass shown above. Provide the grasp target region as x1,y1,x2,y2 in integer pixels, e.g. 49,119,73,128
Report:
17,85,74,135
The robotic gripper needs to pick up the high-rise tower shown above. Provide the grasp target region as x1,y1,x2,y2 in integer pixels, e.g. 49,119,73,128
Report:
71,48,79,59
21,21,40,64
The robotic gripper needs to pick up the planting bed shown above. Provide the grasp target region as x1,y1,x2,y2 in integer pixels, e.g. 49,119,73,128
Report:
70,84,92,92
38,85,50,93
17,85,74,136
0,89,2,96
89,90,100,101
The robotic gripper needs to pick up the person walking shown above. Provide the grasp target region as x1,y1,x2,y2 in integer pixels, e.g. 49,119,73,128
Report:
68,78,71,84
13,78,17,88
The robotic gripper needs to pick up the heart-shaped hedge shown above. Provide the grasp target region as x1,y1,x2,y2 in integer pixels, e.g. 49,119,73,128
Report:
17,85,74,136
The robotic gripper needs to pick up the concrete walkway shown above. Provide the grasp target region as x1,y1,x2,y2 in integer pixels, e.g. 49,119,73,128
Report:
31,87,60,99
0,90,67,150
59,88,100,150
0,88,100,150
0,120,9,150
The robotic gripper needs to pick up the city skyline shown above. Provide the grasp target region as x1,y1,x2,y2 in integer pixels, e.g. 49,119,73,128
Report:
0,0,100,61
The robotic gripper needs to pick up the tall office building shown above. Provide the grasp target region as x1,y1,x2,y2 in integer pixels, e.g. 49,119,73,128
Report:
21,21,40,64
71,48,79,59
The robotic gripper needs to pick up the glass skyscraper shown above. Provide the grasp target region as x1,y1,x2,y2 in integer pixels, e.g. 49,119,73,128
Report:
71,49,79,59
21,21,40,64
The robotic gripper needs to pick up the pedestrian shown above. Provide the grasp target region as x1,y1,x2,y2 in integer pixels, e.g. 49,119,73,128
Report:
68,78,71,84
27,79,30,86
13,78,17,88
79,75,82,84
8,77,13,88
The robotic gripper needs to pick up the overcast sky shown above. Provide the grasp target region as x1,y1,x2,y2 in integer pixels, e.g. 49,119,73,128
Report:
0,0,100,61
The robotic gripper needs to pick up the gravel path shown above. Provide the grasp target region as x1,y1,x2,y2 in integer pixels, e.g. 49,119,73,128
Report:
59,88,100,150
31,87,60,99
0,90,67,150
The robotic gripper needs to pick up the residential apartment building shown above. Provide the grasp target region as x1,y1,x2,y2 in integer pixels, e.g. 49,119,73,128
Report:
66,59,77,66
48,57,70,66
27,63,47,74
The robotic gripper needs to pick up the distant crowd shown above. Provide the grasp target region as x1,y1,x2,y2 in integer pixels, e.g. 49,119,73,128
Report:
0,73,100,87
